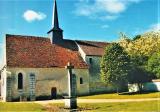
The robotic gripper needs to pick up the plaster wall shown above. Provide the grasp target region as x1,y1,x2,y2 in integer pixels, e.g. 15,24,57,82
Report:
5,67,89,101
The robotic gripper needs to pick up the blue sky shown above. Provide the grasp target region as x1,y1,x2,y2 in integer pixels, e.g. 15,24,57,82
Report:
0,0,159,64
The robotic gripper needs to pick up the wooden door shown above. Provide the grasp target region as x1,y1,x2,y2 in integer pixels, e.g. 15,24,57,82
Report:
51,87,57,99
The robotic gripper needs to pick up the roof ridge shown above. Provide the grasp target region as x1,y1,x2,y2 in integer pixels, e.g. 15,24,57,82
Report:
75,39,109,43
6,34,48,39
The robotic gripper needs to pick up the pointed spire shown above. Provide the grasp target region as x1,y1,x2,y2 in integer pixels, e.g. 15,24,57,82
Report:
48,0,63,44
52,0,59,29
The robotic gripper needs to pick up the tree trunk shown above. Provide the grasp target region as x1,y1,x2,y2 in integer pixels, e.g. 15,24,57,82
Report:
116,87,119,94
137,83,143,93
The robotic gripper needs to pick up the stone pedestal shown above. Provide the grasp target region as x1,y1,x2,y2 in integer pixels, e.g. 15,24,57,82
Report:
64,97,77,109
65,62,77,109
30,95,36,101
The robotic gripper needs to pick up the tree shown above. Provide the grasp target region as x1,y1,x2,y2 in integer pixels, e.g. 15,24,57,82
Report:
128,66,151,92
133,35,141,41
119,31,160,60
100,43,131,93
148,52,160,78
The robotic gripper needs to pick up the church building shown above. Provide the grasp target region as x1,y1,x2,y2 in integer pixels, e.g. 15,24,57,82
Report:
0,0,115,102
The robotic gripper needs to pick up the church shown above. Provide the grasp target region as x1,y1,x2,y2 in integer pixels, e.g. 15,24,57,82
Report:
0,0,116,102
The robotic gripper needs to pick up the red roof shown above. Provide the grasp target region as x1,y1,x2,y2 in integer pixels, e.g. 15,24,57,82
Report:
76,40,109,56
6,34,88,69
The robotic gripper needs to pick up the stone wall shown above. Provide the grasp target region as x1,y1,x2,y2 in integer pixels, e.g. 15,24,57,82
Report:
129,81,160,92
4,67,89,101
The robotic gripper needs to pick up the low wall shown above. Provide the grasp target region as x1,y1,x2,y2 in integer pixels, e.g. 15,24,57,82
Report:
128,81,160,92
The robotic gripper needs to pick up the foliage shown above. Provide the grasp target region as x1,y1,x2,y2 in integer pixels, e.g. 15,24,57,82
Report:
100,43,131,93
148,52,160,78
119,31,160,80
117,31,160,92
119,31,160,59
133,35,141,41
128,66,151,92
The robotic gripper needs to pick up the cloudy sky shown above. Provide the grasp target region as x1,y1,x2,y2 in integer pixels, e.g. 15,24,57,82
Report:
0,0,159,64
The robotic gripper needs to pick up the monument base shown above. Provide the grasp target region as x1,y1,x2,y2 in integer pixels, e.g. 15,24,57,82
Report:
64,98,77,109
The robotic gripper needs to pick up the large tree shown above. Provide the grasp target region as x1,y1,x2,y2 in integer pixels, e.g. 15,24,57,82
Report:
100,43,131,93
148,52,160,78
128,66,151,92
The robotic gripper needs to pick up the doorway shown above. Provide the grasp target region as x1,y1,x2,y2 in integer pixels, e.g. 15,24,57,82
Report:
51,87,57,99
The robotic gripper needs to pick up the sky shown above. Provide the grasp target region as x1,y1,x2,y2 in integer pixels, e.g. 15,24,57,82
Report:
0,0,159,65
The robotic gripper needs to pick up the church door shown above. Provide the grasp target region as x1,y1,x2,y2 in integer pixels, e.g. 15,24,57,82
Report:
51,87,57,99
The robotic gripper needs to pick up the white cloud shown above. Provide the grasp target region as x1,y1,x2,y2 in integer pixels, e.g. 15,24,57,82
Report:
96,0,126,14
74,0,141,20
23,10,46,22
100,15,118,20
149,23,160,31
101,24,109,29
133,23,160,35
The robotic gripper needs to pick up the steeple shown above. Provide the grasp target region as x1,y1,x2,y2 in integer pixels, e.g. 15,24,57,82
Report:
52,0,59,29
48,0,63,44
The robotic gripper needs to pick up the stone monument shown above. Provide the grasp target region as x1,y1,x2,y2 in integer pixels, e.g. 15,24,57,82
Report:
64,62,77,109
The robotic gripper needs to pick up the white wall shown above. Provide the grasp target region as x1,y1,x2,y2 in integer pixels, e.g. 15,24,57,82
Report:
4,67,89,101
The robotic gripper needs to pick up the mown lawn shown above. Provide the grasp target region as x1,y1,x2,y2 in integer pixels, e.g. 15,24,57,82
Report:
78,101,160,112
0,102,45,112
0,100,159,112
79,92,160,99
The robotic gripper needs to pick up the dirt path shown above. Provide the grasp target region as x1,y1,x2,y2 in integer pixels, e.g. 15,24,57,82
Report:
35,98,160,105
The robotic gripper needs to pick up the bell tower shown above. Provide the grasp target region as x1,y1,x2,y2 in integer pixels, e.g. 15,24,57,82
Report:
48,0,63,44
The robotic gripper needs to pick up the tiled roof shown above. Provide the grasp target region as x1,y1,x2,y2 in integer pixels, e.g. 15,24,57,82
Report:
6,34,88,69
76,40,109,56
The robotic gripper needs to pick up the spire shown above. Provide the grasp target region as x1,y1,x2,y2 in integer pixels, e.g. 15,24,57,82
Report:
48,0,63,44
52,0,59,29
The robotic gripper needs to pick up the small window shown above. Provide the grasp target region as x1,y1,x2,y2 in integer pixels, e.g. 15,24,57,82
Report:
89,58,92,64
18,73,23,89
80,77,83,84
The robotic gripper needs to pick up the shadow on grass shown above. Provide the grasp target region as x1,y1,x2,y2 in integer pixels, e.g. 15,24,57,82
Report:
43,104,99,112
118,91,158,95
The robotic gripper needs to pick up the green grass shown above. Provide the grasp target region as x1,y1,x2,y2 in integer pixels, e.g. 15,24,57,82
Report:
79,92,160,99
78,101,160,112
0,102,45,112
0,100,159,112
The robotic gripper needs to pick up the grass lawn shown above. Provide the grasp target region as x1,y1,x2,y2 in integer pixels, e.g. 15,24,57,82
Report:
0,102,44,112
79,92,160,99
0,100,159,112
78,100,160,112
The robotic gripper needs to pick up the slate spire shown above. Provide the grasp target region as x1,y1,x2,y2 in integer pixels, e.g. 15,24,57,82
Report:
52,0,59,29
48,0,63,44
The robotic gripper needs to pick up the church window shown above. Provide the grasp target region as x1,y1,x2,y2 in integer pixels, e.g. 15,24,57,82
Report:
18,73,23,89
89,58,92,64
80,77,83,84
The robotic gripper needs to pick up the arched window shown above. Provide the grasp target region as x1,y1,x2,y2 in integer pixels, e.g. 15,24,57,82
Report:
18,73,23,89
89,58,92,64
80,77,83,84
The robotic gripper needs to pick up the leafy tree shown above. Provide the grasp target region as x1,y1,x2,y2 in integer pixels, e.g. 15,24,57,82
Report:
133,35,141,41
119,31,160,59
128,66,151,92
100,43,131,93
148,52,160,78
